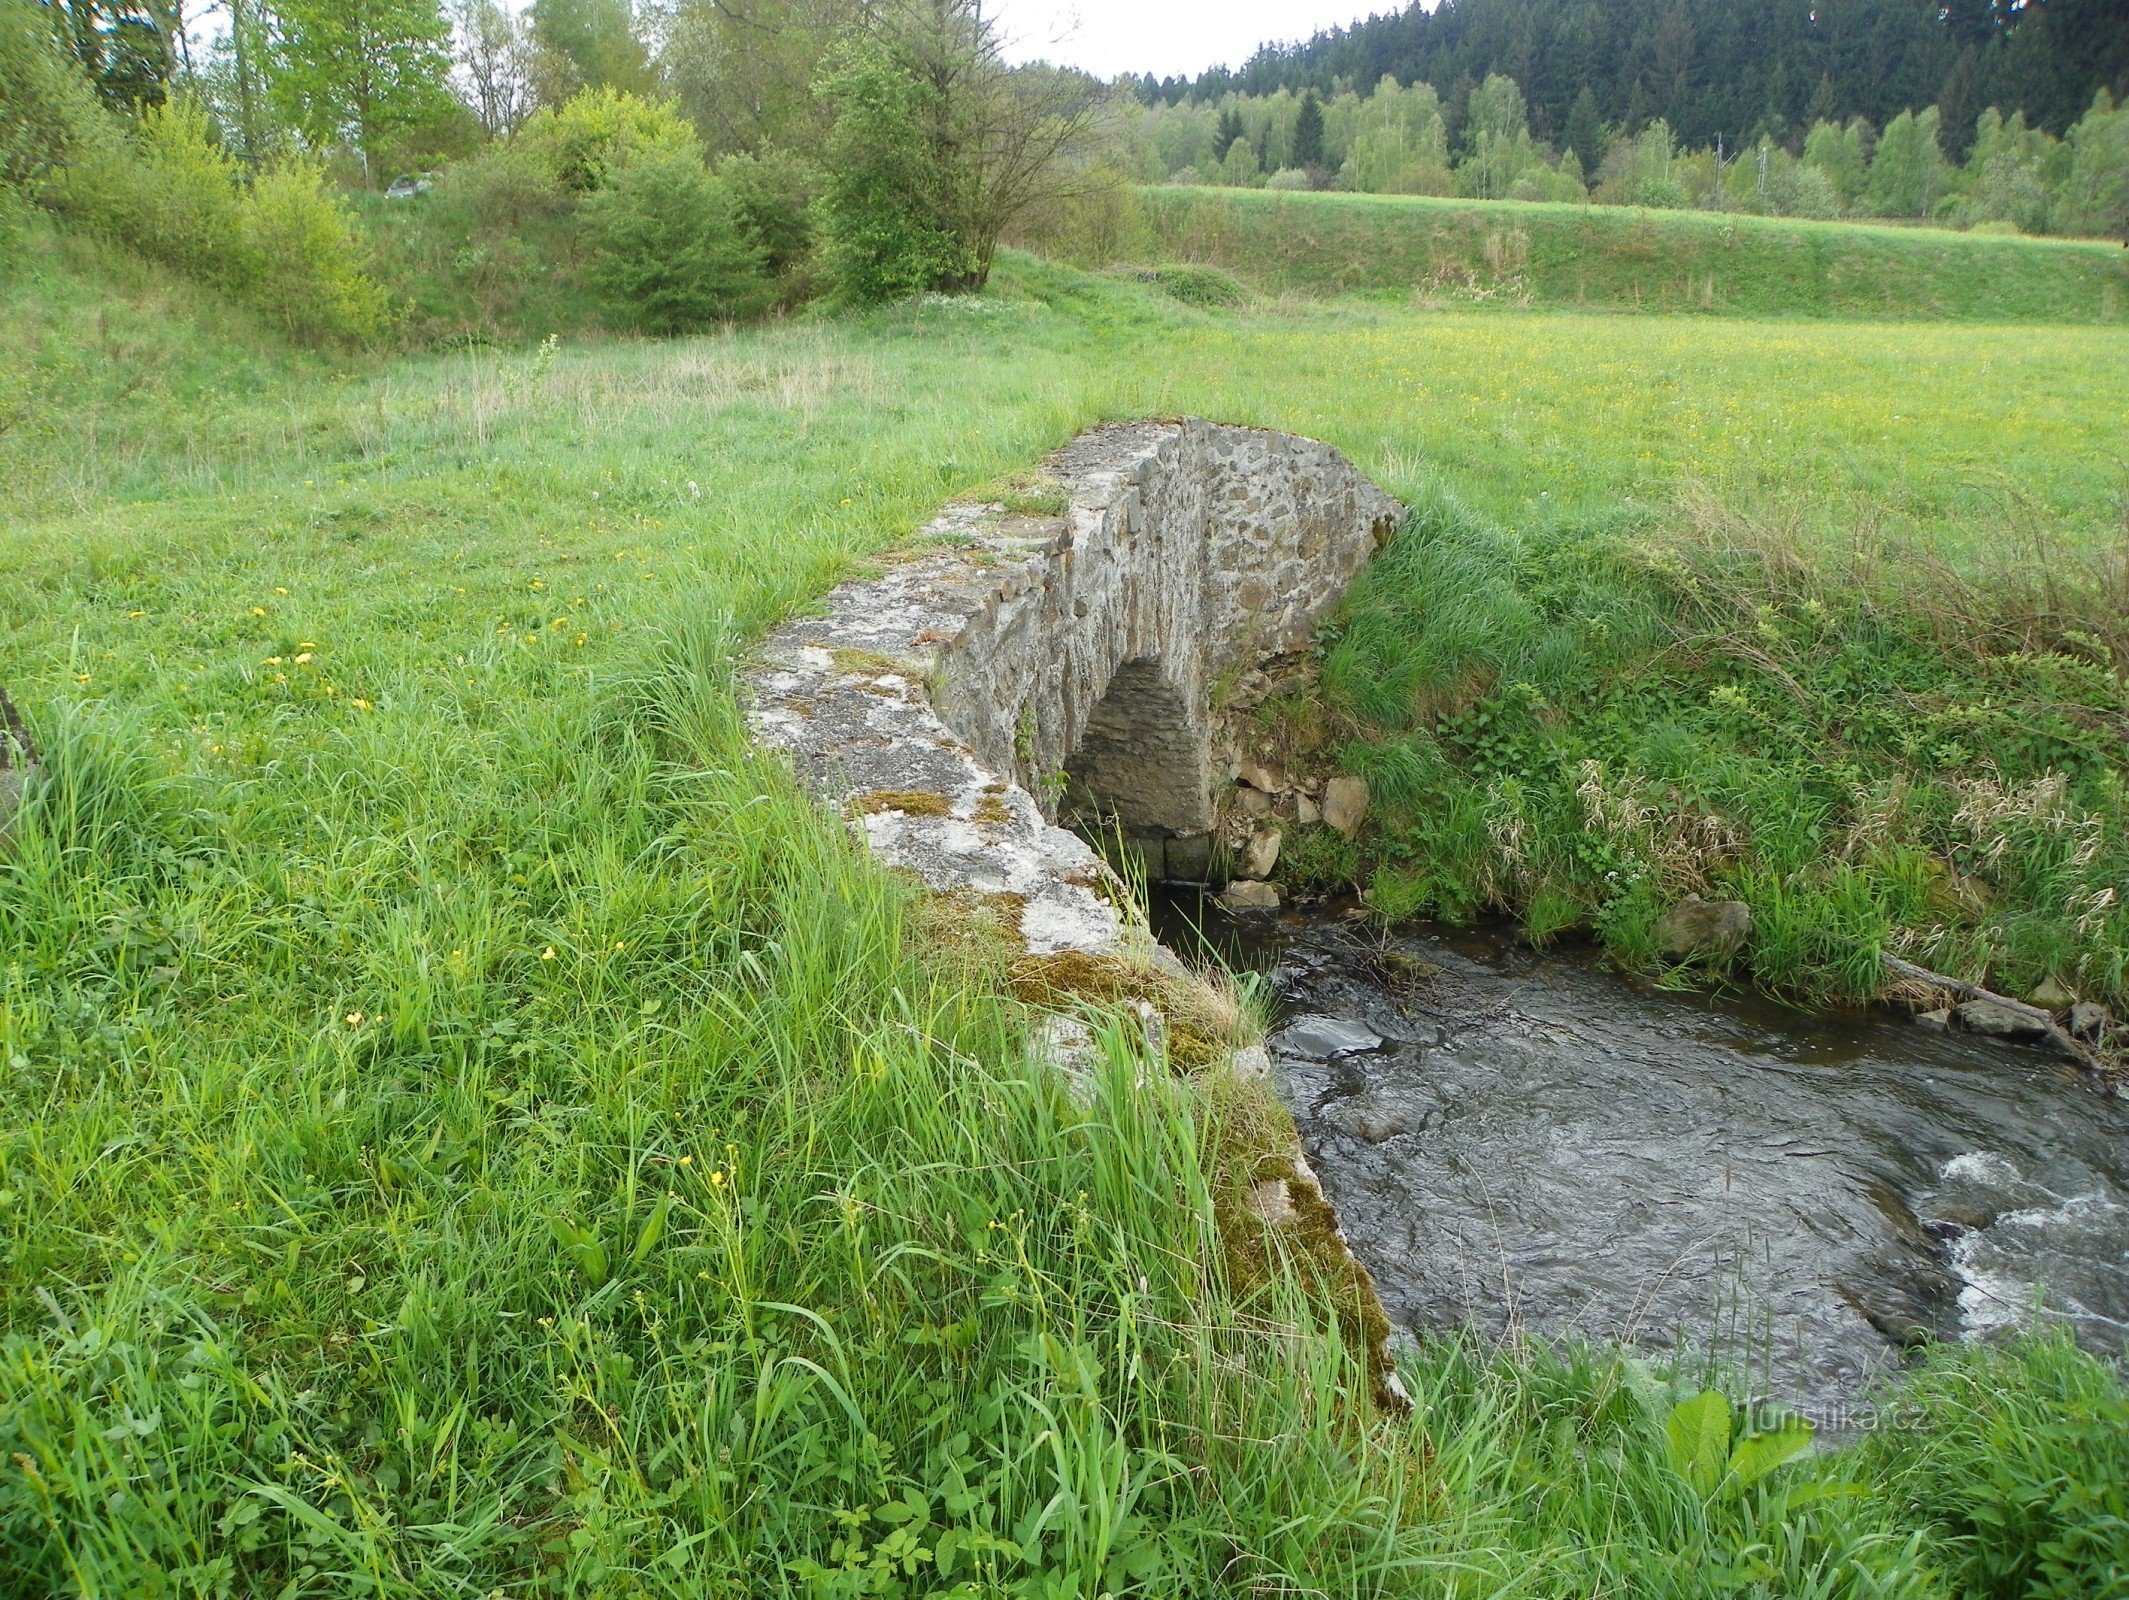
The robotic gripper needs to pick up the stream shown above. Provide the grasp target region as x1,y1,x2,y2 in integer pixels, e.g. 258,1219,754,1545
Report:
1154,893,2129,1416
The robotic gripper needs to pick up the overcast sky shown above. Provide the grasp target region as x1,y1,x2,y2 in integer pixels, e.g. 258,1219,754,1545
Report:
990,0,1398,83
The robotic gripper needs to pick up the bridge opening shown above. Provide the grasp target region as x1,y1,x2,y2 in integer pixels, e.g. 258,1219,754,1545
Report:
1061,657,1217,884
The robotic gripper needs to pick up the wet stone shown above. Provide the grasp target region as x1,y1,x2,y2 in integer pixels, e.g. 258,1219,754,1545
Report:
1272,1014,1385,1061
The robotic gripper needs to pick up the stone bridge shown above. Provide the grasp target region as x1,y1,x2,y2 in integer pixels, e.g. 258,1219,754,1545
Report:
746,419,1401,956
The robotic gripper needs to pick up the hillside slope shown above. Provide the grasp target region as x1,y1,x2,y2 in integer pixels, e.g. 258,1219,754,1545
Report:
1124,186,2129,319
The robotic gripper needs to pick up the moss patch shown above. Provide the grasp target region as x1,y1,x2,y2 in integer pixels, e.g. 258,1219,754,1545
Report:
851,789,952,818
830,647,921,680
1203,1068,1401,1413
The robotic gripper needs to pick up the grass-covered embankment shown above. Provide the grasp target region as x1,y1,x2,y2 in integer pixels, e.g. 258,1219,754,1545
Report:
1124,186,2129,320
1284,486,2129,1012
3,233,2129,1593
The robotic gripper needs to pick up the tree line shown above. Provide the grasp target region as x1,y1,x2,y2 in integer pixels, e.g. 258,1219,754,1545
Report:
1134,0,2129,159
1127,71,2129,239
0,0,1116,341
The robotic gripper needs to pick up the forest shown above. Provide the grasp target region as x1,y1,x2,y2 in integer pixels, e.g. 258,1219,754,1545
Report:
1138,0,2129,155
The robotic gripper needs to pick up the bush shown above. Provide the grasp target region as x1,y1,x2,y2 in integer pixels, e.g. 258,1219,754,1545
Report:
52,96,390,347
517,87,700,193
371,142,581,341
243,160,392,344
1265,166,1312,191
110,99,250,281
579,149,771,333
715,146,816,284
1148,262,1245,307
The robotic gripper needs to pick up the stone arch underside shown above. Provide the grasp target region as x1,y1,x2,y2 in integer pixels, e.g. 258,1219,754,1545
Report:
745,418,1400,958
1062,656,1213,839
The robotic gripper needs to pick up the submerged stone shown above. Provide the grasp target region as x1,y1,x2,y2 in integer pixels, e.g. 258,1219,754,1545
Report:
1219,878,1281,913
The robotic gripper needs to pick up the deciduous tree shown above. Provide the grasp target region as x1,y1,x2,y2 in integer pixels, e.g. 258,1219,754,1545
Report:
273,0,458,181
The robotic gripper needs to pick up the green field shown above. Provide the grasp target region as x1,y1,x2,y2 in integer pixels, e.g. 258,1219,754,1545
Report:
1115,185,2129,320
5,223,2129,1594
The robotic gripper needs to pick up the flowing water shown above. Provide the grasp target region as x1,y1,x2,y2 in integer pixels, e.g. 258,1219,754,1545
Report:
1155,893,2129,1416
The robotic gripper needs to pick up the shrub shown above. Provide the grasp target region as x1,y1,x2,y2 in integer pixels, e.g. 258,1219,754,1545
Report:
1149,262,1245,307
42,89,390,345
436,140,571,234
578,149,770,333
813,40,972,303
243,159,392,344
517,86,699,193
1265,166,1312,191
114,99,252,284
715,146,816,283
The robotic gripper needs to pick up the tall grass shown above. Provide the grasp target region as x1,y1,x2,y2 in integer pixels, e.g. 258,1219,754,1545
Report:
1315,485,2129,1006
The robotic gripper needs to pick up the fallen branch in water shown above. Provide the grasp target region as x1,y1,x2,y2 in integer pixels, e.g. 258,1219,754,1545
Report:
1880,952,2113,1079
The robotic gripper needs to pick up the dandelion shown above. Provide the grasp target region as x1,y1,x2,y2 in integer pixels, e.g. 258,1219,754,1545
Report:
263,656,283,666
710,1169,727,1188
250,606,267,617
613,940,625,950
345,1011,364,1026
129,610,145,619
294,652,314,665
530,579,545,590
74,673,91,684
540,946,556,961
352,698,373,711
678,1152,692,1165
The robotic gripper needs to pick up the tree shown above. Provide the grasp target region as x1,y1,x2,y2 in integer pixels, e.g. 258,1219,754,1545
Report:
527,0,652,104
813,36,969,300
0,0,112,190
813,0,1110,298
50,0,170,109
1214,102,1243,160
2054,90,2129,237
273,0,458,182
451,0,533,134
1292,87,1325,171
1562,83,1602,174
661,0,852,154
1865,105,1948,216
1802,116,1871,208
1461,71,1532,198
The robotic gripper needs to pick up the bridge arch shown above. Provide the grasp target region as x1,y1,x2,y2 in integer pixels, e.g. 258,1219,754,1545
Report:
747,419,1400,956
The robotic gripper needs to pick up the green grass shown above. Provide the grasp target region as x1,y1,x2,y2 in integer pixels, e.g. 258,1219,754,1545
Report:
1118,186,2129,321
3,228,2128,1594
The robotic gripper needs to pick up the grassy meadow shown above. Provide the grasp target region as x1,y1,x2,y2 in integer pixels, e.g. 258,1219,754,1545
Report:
4,220,2129,1594
1111,185,2129,321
